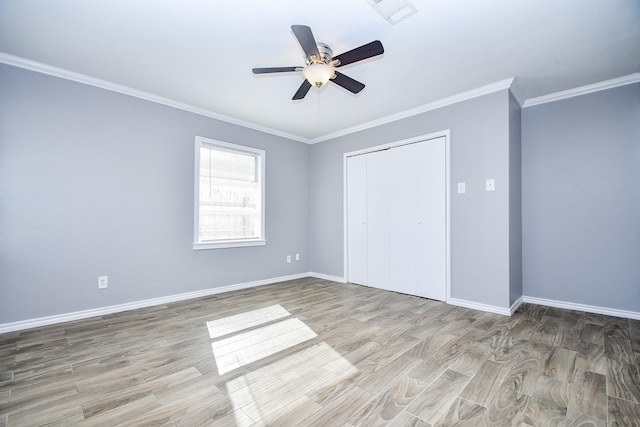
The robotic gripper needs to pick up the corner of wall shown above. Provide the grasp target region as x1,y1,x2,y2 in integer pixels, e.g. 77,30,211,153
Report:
508,92,523,306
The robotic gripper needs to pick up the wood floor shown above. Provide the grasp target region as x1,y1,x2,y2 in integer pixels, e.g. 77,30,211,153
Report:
1,278,639,426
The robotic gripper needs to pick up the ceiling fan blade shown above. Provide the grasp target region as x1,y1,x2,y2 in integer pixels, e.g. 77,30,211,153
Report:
292,80,312,100
252,66,301,74
331,71,365,94
333,40,384,67
291,25,320,60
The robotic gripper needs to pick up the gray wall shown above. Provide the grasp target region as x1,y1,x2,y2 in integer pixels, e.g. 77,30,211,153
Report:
522,83,640,312
310,90,516,309
509,93,523,306
0,64,310,324
5,59,635,325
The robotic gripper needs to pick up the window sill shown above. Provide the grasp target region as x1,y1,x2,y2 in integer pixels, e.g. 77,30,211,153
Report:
193,239,266,250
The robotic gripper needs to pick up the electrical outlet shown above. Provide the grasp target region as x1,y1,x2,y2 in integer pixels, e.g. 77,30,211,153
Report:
286,255,291,264
98,276,108,289
295,253,300,261
486,179,496,192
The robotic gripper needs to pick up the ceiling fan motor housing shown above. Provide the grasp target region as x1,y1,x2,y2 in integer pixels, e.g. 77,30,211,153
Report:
313,42,333,65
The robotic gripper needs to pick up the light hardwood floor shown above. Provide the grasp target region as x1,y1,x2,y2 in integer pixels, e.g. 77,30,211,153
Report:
1,277,639,426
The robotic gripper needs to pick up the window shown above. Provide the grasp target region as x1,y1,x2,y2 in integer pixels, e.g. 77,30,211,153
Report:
194,137,265,249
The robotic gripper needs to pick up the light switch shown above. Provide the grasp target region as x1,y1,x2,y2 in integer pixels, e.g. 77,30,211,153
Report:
98,276,108,289
457,182,466,194
486,179,495,191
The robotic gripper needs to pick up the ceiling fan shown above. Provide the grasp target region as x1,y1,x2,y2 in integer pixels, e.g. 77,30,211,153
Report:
252,25,384,100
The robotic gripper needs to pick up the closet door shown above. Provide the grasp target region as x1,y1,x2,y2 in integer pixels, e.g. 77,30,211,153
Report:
387,137,446,300
365,150,391,291
388,144,418,295
346,137,446,301
414,137,446,301
346,155,368,285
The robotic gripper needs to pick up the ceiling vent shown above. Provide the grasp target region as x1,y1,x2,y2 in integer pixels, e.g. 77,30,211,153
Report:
368,0,417,25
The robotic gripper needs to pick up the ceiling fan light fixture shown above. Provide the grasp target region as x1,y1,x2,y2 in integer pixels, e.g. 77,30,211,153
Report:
302,62,335,87
253,25,383,100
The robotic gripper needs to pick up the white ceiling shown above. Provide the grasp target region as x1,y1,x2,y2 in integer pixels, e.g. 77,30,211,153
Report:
1,0,638,142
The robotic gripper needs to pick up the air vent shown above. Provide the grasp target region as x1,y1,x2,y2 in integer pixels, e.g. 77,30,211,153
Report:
368,0,417,25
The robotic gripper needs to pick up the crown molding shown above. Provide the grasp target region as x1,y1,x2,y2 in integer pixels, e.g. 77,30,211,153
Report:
508,76,526,107
0,52,311,144
523,73,640,108
1,52,518,145
9,50,635,142
311,78,516,143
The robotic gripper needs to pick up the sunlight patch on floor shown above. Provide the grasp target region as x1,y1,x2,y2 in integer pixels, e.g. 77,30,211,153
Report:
206,304,290,339
211,317,317,374
206,304,358,424
226,341,358,423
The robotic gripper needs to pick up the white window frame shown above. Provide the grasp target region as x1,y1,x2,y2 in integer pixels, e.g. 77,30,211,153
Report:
193,136,266,250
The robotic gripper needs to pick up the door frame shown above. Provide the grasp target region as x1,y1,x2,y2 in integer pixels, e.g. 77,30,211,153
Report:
342,129,451,303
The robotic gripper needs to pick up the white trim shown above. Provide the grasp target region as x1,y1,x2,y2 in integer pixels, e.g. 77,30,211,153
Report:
343,153,350,287
522,296,640,320
308,272,347,283
0,52,309,144
193,240,266,250
510,296,524,315
5,50,639,142
444,130,452,304
344,130,450,158
523,73,640,107
0,52,515,145
313,78,515,143
342,130,451,303
0,273,309,334
508,77,526,107
4,278,639,333
448,297,513,317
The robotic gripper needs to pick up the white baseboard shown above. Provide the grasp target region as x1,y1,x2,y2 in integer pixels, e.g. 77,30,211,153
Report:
510,297,524,315
448,297,514,316
448,295,640,320
0,273,309,334
308,272,347,283
522,296,640,320
4,277,638,334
